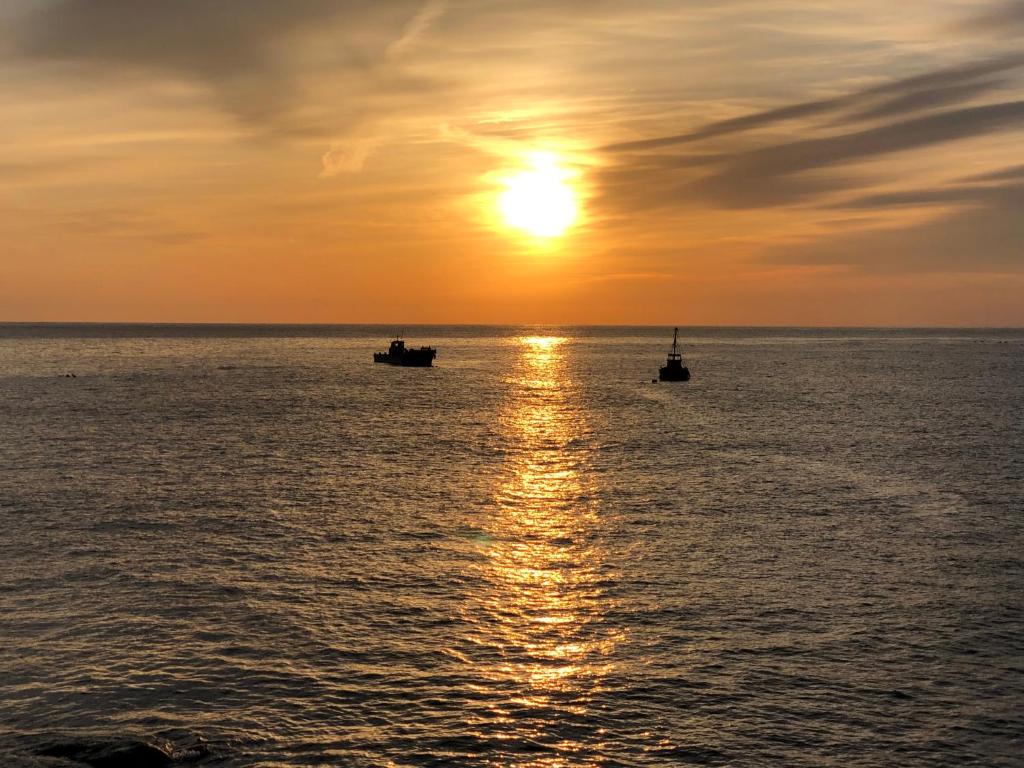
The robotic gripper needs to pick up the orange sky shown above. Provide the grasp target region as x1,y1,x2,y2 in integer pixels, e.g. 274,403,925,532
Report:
1,0,1023,325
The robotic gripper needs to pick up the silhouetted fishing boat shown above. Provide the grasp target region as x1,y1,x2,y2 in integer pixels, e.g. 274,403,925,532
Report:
374,336,437,367
659,327,690,382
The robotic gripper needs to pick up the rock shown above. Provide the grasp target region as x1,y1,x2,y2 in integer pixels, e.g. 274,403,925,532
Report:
38,740,174,768
173,739,211,763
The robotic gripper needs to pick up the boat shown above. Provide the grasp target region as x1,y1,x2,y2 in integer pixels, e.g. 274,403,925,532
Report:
658,327,690,382
373,336,437,367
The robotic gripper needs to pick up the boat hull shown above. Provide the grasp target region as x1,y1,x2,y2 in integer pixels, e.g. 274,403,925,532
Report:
659,363,690,382
373,348,436,367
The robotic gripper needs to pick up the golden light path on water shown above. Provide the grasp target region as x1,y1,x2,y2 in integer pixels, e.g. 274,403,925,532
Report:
464,335,621,766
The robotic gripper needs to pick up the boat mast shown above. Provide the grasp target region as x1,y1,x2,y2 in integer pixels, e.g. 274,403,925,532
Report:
672,327,679,356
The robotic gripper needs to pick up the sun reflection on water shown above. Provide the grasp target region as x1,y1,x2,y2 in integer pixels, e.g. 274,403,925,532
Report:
464,335,619,762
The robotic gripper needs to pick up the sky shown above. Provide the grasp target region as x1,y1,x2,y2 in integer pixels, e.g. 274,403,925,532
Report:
1,0,1023,325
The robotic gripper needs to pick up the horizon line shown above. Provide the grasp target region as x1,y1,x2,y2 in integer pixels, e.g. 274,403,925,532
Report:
1,320,1022,331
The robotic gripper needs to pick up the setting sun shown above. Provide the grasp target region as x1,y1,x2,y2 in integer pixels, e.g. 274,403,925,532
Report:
498,154,579,238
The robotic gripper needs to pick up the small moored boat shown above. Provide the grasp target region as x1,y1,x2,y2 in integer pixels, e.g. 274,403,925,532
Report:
658,327,690,382
374,336,437,367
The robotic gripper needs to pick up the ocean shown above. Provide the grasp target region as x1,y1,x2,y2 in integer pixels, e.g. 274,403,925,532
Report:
1,324,1022,767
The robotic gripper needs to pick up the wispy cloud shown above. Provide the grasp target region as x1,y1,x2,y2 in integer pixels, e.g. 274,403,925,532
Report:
13,0,425,134
605,54,1024,152
767,182,1024,273
320,136,382,176
386,0,447,59
689,100,1024,208
959,0,1024,35
962,164,1024,182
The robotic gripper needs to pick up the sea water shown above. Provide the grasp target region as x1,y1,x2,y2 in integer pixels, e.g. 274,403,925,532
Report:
1,325,1021,766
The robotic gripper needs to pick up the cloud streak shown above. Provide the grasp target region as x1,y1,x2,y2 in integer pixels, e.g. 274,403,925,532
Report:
386,0,447,59
690,100,1024,208
605,54,1024,151
959,0,1024,35
768,183,1024,273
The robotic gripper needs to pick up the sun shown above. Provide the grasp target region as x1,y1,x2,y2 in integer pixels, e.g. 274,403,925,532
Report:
497,154,579,238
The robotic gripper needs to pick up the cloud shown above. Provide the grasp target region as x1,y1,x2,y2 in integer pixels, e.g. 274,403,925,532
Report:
13,0,425,133
959,1,1024,35
689,100,1024,207
52,207,208,246
843,80,1005,122
320,136,382,175
827,165,1024,208
605,54,1024,151
767,182,1024,273
962,163,1024,183
597,99,1024,213
386,0,447,59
